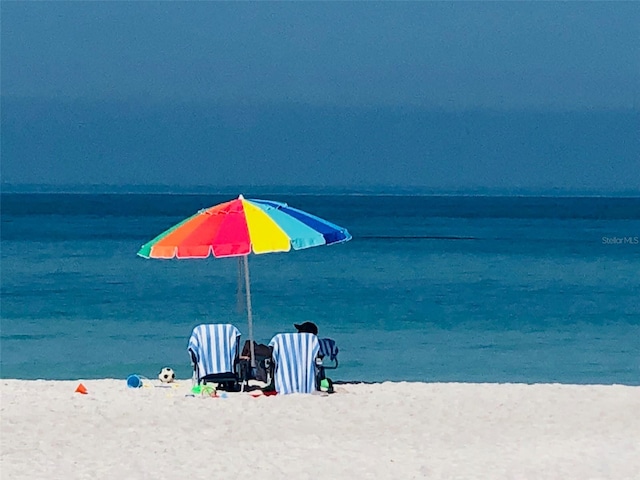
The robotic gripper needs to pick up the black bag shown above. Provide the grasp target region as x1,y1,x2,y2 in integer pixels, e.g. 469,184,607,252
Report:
240,341,273,383
241,341,272,358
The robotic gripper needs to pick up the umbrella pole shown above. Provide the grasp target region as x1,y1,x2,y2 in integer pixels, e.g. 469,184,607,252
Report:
236,257,245,313
243,255,256,368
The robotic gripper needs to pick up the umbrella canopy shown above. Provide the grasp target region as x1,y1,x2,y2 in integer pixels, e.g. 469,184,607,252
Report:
137,195,351,259
137,195,351,367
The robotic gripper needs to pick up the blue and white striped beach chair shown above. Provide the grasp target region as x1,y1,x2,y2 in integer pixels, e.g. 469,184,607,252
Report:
188,324,242,391
268,333,320,395
317,338,339,393
318,338,339,369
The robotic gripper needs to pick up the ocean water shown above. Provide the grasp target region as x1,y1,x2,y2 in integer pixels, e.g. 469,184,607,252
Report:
1,193,639,385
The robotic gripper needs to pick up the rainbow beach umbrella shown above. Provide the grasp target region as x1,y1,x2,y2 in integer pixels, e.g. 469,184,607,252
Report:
137,195,351,365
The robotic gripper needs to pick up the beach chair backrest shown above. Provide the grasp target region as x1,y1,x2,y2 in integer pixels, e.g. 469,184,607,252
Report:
269,333,320,394
318,338,339,362
188,324,241,380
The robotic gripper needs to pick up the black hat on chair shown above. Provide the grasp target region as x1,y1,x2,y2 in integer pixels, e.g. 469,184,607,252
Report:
294,321,318,335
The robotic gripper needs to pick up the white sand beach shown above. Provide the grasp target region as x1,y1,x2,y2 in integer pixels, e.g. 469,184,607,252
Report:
1,380,638,479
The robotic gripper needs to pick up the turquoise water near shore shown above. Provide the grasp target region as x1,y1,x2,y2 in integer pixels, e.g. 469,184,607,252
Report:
1,193,639,384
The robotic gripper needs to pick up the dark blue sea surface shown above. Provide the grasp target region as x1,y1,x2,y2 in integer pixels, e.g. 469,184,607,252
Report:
1,193,639,384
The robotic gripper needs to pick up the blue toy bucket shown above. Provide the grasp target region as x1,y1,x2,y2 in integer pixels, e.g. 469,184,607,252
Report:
126,374,143,388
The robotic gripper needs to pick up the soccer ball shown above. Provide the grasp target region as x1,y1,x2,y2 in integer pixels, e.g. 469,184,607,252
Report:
158,367,175,383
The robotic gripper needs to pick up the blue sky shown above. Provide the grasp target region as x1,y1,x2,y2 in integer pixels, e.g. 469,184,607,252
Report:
1,2,639,192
